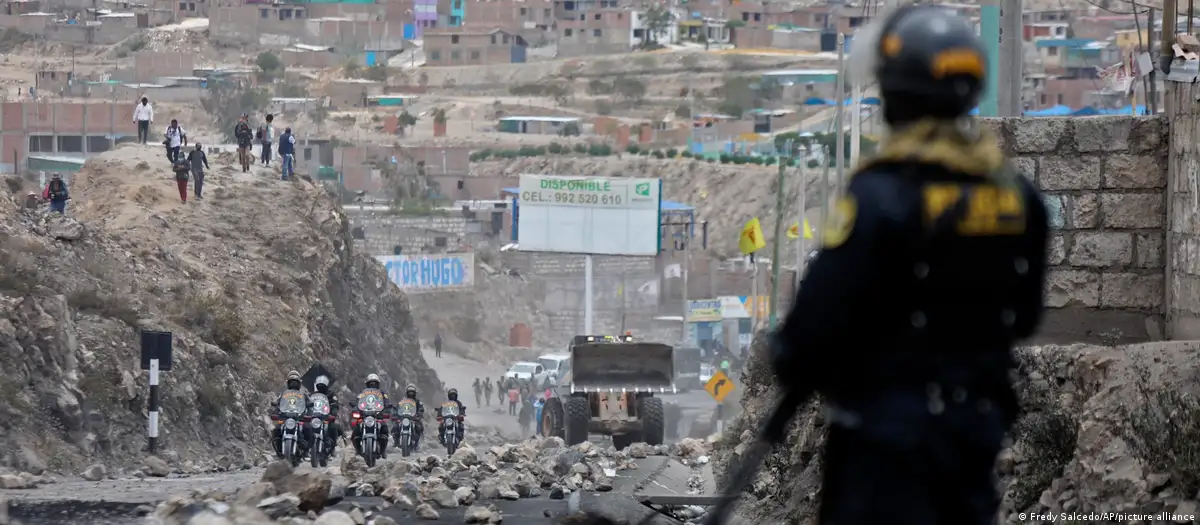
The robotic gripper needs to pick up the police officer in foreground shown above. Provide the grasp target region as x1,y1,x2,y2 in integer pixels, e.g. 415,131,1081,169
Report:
770,5,1048,525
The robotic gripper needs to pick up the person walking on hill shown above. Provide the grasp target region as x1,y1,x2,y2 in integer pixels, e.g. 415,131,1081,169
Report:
434,332,443,358
133,97,153,144
258,114,275,166
278,127,297,180
497,376,506,405
482,378,493,407
472,378,482,407
187,144,209,200
234,114,253,172
42,174,68,214
163,119,186,164
172,152,191,203
507,387,519,416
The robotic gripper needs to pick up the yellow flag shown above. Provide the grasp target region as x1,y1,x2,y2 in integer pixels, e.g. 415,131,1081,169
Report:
739,217,767,255
786,219,814,240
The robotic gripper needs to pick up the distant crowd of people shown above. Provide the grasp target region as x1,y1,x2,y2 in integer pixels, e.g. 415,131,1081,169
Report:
472,375,552,436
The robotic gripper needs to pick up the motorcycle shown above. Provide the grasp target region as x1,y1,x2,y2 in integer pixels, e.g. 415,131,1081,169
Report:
394,399,420,457
437,401,464,456
307,392,333,468
352,388,388,468
274,390,307,467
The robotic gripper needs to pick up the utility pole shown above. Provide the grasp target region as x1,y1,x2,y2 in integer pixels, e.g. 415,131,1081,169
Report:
834,33,846,195
850,85,862,168
768,139,792,329
998,0,1023,116
979,0,1001,116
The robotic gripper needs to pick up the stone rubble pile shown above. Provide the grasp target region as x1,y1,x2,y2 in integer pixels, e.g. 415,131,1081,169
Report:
146,435,715,524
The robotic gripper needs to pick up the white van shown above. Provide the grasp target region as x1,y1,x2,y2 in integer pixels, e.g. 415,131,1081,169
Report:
537,354,571,385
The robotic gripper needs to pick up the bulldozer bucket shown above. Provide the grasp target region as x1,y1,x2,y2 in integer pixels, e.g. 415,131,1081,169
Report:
569,342,675,393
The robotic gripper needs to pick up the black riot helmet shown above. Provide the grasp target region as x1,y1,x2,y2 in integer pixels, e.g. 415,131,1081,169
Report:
870,5,987,124
447,388,458,401
286,370,302,390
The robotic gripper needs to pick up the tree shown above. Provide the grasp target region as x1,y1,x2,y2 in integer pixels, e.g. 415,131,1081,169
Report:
310,105,328,130
398,110,418,137
643,6,672,47
201,81,272,141
256,52,284,83
559,121,581,137
613,77,647,102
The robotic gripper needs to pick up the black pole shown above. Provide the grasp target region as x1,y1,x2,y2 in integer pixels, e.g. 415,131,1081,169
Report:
702,220,709,250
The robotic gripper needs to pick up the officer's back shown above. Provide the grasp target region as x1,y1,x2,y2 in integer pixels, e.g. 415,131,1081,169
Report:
769,7,1049,524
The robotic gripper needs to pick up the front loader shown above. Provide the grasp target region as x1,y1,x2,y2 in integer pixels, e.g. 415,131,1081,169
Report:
541,335,676,449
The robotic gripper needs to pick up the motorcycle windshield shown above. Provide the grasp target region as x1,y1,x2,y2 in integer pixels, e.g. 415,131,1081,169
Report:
278,391,306,418
396,400,417,417
440,402,459,417
309,393,331,417
357,389,385,414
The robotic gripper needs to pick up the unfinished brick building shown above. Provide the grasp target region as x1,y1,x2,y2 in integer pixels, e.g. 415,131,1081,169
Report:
0,102,135,172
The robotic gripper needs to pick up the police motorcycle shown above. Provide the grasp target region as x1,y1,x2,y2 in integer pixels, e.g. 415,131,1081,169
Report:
275,391,308,467
351,389,388,467
394,399,420,457
307,391,334,468
437,401,464,455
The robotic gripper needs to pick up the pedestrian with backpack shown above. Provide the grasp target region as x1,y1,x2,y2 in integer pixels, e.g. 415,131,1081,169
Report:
258,114,274,166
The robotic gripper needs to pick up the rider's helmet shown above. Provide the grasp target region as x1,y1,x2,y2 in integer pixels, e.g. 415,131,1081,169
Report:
314,375,330,392
405,384,417,398
447,388,458,401
365,373,381,389
286,370,301,390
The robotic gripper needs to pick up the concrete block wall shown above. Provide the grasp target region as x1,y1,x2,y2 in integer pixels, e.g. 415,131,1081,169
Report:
1167,83,1200,339
350,213,469,255
980,116,1168,344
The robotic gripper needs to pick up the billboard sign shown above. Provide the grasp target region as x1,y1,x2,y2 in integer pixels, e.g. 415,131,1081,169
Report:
687,299,723,322
376,253,474,292
517,175,662,256
719,296,770,318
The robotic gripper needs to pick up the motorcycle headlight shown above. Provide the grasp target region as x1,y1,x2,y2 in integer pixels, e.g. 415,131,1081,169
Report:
309,419,322,429
364,416,376,427
401,419,411,427
284,418,297,430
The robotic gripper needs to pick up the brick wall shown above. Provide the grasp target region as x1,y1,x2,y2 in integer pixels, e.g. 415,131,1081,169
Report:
980,116,1167,344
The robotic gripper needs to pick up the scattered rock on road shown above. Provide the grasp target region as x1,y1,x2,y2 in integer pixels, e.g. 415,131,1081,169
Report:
463,504,503,523
142,456,171,477
415,502,440,520
80,463,107,481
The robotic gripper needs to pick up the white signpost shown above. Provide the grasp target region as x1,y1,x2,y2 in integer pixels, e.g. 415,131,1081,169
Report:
517,174,663,332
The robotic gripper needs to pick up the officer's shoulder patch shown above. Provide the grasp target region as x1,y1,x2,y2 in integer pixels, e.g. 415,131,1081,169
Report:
822,196,857,249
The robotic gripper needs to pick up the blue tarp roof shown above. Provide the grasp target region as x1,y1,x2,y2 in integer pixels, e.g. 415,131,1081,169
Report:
504,187,694,211
966,104,1147,117
802,96,882,105
1035,38,1095,48
1025,104,1074,116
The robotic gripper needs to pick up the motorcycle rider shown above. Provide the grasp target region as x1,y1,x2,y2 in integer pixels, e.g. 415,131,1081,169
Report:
436,388,468,445
311,375,341,456
351,373,391,459
269,370,308,459
393,384,427,450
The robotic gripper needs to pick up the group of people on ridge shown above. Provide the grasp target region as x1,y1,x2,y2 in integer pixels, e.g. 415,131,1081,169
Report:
268,371,466,460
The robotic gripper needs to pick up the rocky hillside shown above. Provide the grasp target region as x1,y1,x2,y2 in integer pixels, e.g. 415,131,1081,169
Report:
0,144,440,474
713,337,1200,524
